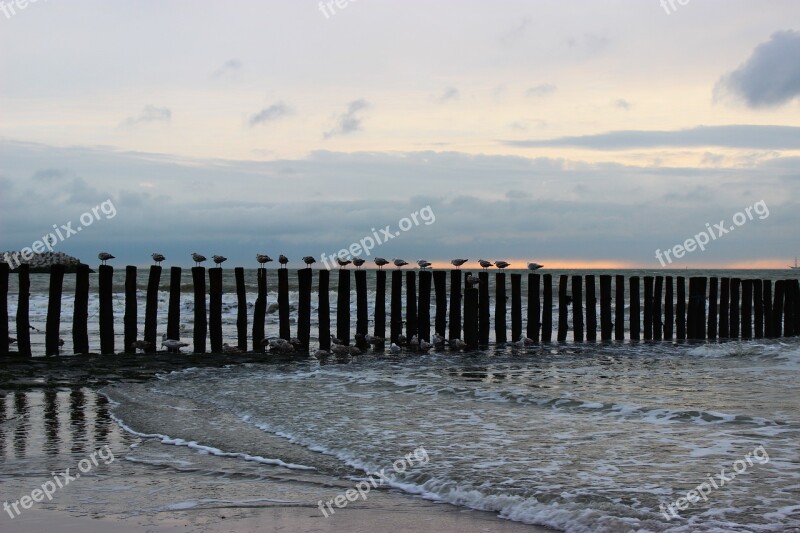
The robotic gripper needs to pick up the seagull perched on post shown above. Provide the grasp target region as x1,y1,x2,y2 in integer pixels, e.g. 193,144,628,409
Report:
417,260,432,270
279,255,289,269
393,258,408,269
98,252,115,265
478,259,494,270
337,257,352,269
256,254,272,268
495,260,511,270
353,258,366,269
192,253,207,266
528,262,544,270
212,255,227,268
302,256,316,268
451,258,468,269
374,257,389,270
151,253,165,266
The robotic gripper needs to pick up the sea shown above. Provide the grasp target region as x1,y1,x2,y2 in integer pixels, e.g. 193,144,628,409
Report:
2,269,799,532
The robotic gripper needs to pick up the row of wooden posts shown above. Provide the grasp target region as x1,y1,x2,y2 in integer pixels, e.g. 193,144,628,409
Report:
1,263,799,356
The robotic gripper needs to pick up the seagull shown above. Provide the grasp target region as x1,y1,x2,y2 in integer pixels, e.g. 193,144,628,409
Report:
390,342,401,354
495,260,511,270
478,259,494,270
313,349,331,359
98,252,115,265
336,258,352,269
349,345,362,356
192,253,207,266
279,255,289,269
353,258,366,269
450,338,467,350
161,337,189,351
419,339,432,351
417,260,432,269
256,254,273,268
451,259,468,269
528,262,544,271
514,334,536,348
374,257,390,270
212,255,227,268
393,258,408,269
465,273,480,288
302,256,317,268
151,253,166,266
432,333,445,346
331,344,350,357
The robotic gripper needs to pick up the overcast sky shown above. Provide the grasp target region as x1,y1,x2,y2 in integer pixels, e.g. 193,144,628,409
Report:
1,0,799,269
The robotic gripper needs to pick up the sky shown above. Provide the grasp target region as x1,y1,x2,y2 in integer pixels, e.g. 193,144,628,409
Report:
1,0,800,269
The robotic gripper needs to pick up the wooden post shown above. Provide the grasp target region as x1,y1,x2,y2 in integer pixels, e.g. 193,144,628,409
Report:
571,275,584,342
763,280,773,338
252,269,267,351
599,275,612,341
192,267,207,353
144,266,162,350
541,274,553,342
676,277,686,340
0,263,7,355
464,287,479,349
479,271,490,345
73,264,90,354
511,274,522,342
628,276,639,341
527,274,540,342
557,275,568,342
615,275,625,341
730,278,741,339
754,278,764,339
433,271,446,337
390,270,402,344
783,280,794,337
15,264,31,357
793,280,800,336
707,277,718,340
449,270,462,341
664,276,674,340
693,277,707,340
495,272,508,344
298,268,313,350
406,271,417,343
773,280,785,338
209,267,223,353
653,277,663,341
278,268,290,341
643,276,654,341
418,270,432,343
373,269,386,346
585,275,596,342
318,270,331,351
168,267,182,349
719,278,730,339
45,264,65,356
355,270,368,349
124,266,137,354
234,267,248,350
336,269,351,346
742,279,753,339
98,264,114,354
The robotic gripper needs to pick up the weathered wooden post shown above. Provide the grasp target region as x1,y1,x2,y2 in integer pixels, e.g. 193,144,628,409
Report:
98,264,114,354
742,279,753,339
433,271,446,338
15,264,31,357
373,269,386,348
628,276,640,341
511,274,522,342
449,270,462,341
355,269,368,350
391,270,403,344
557,275,568,342
278,268,290,341
719,278,730,338
542,274,553,342
478,271,490,345
730,278,741,339
707,277,718,340
763,280,773,338
418,270,432,343
0,263,8,355
209,267,223,353
252,268,267,351
318,270,331,351
337,269,351,346
615,275,625,341
664,276,674,340
773,280,785,338
45,264,65,356
653,276,663,341
168,267,182,351
644,276,654,341
783,280,795,337
464,286,479,349
571,275,584,342
73,264,90,354
687,277,707,340
527,274,541,342
124,266,137,354
406,271,417,343
754,279,764,339
298,268,313,350
676,277,686,340
234,267,248,350
585,275,597,342
144,265,162,351
192,266,207,353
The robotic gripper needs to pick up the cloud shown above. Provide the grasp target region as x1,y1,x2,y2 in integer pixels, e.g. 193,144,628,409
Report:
525,84,556,98
504,125,800,150
119,105,172,128
715,30,800,108
248,102,292,127
613,99,632,110
438,87,459,103
212,59,242,79
500,17,530,46
323,99,370,139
